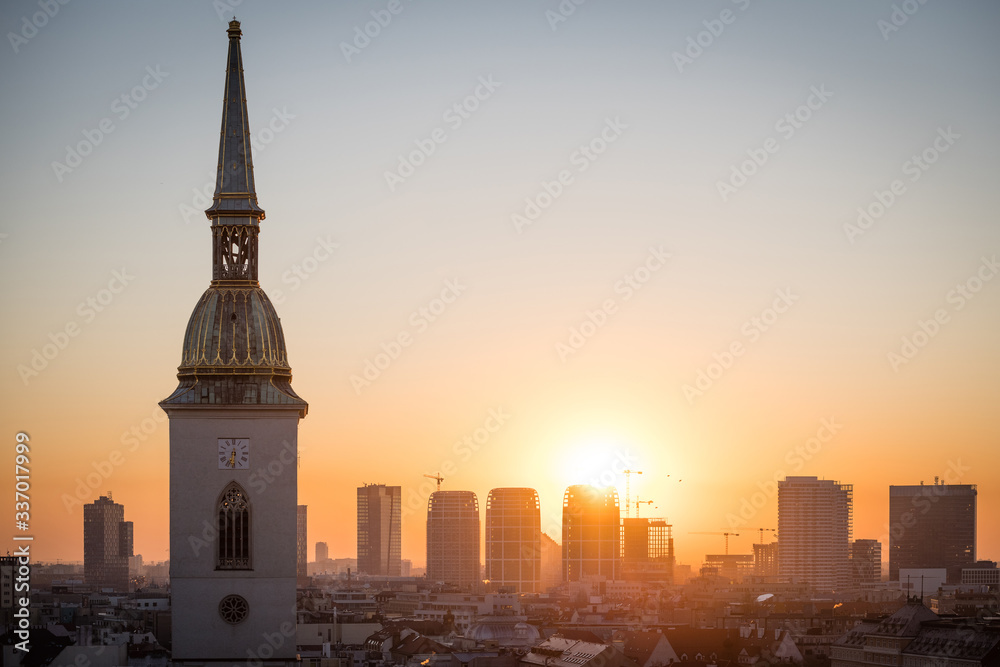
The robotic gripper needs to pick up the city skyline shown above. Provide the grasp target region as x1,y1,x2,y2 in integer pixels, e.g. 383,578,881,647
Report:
1,1,999,571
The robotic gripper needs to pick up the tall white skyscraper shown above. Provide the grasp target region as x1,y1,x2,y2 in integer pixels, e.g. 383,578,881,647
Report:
778,476,852,592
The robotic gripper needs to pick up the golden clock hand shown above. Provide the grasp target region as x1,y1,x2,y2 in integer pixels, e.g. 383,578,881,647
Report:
228,450,236,468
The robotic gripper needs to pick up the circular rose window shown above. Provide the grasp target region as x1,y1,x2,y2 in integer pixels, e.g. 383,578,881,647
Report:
218,594,249,624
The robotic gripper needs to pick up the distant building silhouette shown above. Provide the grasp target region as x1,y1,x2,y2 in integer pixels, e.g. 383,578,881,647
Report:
562,485,620,582
753,542,779,577
1,555,18,616
83,494,133,592
357,484,402,576
485,487,541,593
427,490,480,588
851,539,882,587
778,476,852,592
540,533,562,591
888,481,976,582
622,517,674,583
315,541,329,562
702,554,754,582
297,505,308,585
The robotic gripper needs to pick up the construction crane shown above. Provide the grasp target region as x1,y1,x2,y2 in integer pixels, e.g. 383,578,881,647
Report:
623,469,642,518
689,531,740,555
634,499,654,518
423,472,444,492
751,528,776,544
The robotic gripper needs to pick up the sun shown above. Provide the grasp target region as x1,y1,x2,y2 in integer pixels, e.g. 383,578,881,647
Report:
560,435,630,491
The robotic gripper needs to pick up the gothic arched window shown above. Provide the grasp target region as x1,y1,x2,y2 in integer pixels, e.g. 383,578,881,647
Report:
217,482,252,569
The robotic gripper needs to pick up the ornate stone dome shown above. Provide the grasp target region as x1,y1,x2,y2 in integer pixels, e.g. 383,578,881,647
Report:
179,286,288,371
161,286,306,411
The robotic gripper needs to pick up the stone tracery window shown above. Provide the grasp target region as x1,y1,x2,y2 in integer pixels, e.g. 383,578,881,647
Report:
217,482,251,569
219,594,249,624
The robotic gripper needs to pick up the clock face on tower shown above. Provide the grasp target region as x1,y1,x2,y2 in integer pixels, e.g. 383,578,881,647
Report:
218,438,250,469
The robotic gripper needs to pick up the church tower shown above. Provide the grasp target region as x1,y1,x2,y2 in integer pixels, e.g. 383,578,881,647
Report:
160,20,307,664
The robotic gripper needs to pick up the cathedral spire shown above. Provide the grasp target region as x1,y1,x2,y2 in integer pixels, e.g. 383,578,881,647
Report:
162,19,306,413
207,19,264,221
206,19,264,284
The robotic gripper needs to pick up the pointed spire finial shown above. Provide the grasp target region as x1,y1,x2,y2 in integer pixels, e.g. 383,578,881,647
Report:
206,19,263,284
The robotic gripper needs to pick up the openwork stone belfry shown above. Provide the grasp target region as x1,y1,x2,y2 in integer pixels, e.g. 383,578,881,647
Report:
160,20,307,665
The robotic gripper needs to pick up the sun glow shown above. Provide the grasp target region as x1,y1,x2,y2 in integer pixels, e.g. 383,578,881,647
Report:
560,435,630,492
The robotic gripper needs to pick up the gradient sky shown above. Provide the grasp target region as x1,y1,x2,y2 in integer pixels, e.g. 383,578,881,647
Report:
1,1,998,570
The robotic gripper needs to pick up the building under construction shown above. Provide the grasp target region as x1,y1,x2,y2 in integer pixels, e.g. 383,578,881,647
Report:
622,517,674,584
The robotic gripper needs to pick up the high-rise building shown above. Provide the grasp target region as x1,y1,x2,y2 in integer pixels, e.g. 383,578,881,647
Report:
1,556,17,621
851,539,882,587
316,541,329,562
83,494,133,592
297,505,308,585
160,20,307,665
357,484,402,576
753,542,779,577
426,490,480,589
562,485,620,582
485,487,541,593
888,482,976,582
622,517,674,583
778,476,853,592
